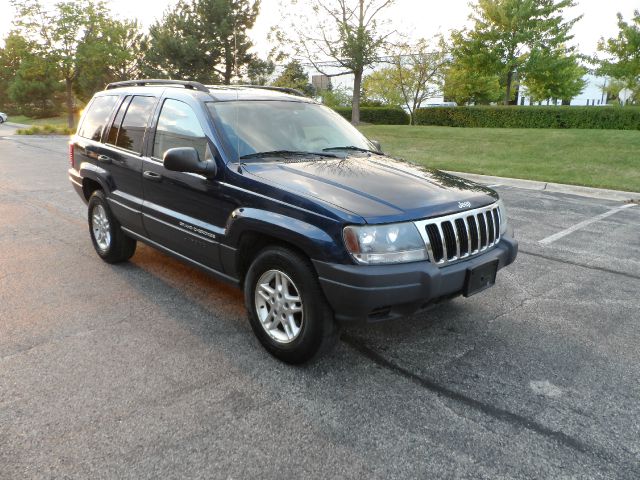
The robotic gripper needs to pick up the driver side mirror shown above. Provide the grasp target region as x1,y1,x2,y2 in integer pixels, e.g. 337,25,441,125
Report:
163,147,217,178
370,140,382,152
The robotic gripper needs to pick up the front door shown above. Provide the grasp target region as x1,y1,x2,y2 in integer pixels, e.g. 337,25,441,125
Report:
141,98,224,271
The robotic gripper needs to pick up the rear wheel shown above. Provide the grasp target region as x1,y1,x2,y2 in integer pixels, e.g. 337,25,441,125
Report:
244,246,339,364
88,190,136,263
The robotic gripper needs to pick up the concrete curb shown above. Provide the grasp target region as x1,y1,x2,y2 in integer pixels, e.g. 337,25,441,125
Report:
445,170,640,203
3,121,31,128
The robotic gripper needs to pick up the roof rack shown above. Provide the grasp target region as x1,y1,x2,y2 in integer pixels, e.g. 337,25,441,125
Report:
206,84,307,97
105,79,210,93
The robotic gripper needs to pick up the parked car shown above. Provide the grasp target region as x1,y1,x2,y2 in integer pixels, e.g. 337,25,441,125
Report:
69,79,518,363
0,112,7,123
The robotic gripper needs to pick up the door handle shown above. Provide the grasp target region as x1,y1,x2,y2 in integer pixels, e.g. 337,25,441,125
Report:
143,170,162,182
97,154,112,163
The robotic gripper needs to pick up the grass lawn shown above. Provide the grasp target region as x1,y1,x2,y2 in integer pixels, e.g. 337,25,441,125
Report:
8,114,79,127
359,125,640,193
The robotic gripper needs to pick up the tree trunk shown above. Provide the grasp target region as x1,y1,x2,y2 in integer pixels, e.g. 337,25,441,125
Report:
504,70,513,106
351,68,363,125
510,77,519,106
65,78,74,129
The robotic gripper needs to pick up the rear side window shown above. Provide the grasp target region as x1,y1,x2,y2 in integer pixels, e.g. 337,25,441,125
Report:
153,99,207,161
115,96,156,154
78,95,118,141
106,96,131,146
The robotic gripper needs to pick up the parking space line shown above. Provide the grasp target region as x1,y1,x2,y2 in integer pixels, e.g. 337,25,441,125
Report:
539,204,637,245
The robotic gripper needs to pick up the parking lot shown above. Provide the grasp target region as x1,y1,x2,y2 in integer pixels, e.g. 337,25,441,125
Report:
1,127,639,479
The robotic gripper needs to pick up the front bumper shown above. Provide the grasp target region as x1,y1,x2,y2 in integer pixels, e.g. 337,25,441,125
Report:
314,235,518,322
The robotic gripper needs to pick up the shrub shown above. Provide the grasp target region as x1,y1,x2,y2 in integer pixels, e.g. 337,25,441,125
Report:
16,124,74,135
413,106,640,130
333,106,409,125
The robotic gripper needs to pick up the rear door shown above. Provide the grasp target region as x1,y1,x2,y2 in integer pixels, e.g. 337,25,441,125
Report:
141,98,224,270
100,95,158,233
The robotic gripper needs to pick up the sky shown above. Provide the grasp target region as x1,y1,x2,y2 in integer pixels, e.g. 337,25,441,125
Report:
0,0,636,57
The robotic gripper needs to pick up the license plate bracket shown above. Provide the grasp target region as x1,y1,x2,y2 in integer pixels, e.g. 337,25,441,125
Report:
463,259,499,297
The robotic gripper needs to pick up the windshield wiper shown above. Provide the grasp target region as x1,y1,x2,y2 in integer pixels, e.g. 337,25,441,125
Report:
239,150,339,160
322,146,381,154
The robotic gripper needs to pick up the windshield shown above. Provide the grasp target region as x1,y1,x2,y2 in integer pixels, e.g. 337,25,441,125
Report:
206,100,375,160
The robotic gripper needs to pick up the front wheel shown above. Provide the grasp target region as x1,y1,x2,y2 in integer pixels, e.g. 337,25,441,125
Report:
244,246,339,364
88,190,136,263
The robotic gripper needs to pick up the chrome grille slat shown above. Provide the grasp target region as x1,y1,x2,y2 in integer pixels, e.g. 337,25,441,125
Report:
415,203,502,267
436,222,448,261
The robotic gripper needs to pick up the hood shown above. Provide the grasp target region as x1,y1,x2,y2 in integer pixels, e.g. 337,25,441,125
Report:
241,155,498,223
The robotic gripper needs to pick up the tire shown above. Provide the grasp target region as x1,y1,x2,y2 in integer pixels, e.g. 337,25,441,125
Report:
244,246,339,364
88,190,136,263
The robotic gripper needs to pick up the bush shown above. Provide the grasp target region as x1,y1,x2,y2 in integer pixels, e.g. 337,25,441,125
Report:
414,106,640,130
16,124,74,135
333,106,409,125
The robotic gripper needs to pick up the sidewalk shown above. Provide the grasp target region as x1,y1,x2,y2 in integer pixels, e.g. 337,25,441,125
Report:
446,170,639,202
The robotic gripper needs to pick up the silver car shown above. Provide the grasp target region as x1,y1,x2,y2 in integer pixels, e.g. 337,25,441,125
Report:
0,112,7,123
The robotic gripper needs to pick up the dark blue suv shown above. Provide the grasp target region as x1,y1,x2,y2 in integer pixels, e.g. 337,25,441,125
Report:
69,79,518,363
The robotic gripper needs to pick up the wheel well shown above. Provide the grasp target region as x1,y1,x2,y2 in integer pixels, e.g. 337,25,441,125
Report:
82,178,102,200
236,231,312,285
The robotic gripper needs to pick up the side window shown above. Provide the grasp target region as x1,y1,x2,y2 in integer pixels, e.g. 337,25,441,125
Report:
78,95,118,141
105,96,131,146
116,96,156,154
153,99,207,161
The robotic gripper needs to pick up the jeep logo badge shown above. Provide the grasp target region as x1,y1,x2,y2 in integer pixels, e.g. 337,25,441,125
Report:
458,201,471,209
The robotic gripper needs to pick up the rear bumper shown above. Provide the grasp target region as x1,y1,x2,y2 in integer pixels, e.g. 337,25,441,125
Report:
314,235,518,322
68,168,86,203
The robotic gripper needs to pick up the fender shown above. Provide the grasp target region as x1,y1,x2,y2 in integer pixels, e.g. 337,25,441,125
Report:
224,207,347,264
79,161,114,194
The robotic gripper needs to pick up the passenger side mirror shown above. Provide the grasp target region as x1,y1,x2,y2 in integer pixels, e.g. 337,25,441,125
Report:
163,147,217,178
370,140,382,152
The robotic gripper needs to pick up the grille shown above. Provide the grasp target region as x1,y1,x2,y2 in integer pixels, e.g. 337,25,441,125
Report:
415,203,502,266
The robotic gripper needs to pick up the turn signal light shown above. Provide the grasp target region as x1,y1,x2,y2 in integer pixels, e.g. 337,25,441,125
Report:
69,142,74,167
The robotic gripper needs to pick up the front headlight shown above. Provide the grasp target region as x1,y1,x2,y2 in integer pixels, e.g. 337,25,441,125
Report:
343,222,428,265
497,199,508,235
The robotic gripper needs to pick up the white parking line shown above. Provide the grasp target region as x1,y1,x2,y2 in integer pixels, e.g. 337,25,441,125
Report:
539,203,637,245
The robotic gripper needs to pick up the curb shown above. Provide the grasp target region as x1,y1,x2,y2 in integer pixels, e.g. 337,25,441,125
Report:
2,121,31,128
445,170,640,203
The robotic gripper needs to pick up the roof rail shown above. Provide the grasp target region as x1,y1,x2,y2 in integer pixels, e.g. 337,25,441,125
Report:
206,84,307,97
105,79,210,93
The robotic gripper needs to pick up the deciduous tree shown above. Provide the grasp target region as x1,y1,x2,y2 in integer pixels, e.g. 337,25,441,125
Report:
597,10,640,94
280,0,395,124
452,0,581,105
11,0,112,127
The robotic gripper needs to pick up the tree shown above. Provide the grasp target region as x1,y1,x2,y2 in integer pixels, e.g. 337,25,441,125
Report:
145,0,261,85
0,32,62,117
271,60,314,95
597,11,640,93
0,33,29,111
11,0,112,127
75,19,148,102
443,63,502,105
282,0,395,124
452,0,581,105
363,68,404,106
524,49,586,104
244,58,275,85
319,85,352,107
387,38,448,124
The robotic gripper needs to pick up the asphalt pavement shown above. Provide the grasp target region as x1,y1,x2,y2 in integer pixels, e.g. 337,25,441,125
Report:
1,125,639,479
